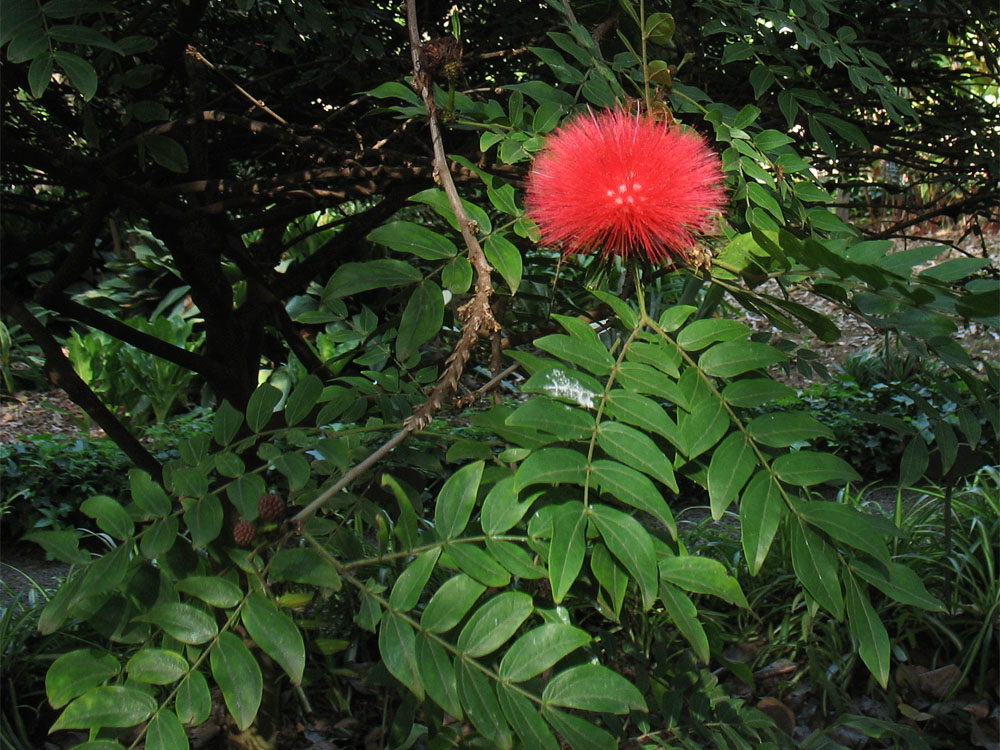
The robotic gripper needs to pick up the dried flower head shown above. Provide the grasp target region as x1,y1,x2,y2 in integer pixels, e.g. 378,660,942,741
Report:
525,108,725,264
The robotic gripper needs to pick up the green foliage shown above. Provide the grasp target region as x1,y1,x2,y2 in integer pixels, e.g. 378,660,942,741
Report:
1,0,996,746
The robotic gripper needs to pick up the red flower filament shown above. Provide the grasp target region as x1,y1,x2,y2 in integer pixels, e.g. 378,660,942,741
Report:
526,108,725,264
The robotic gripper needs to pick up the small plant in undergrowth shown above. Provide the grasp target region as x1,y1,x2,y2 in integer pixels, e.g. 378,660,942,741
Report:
768,348,995,479
65,313,204,427
0,435,131,542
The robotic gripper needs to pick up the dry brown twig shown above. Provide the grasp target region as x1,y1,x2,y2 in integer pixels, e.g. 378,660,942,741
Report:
292,0,501,524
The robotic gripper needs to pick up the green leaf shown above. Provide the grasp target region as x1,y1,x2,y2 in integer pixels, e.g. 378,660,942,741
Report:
658,555,749,608
514,447,588,491
707,432,756,519
645,11,675,44
507,398,595,441
140,516,178,559
499,624,591,682
545,502,588,604
755,129,794,151
773,451,861,486
50,686,156,731
23,530,90,565
747,182,783,221
322,259,422,299
845,575,890,688
272,451,310,492
46,649,121,709
722,40,754,64
52,50,97,99
457,591,533,657
126,648,188,685
590,543,627,619
130,469,171,518
604,390,682,447
814,112,870,149
447,543,512,587
456,659,512,748
791,519,844,619
544,707,617,750
175,576,242,608
481,476,537,534
142,134,188,172
226,474,264,521
589,504,657,609
395,280,443,362
27,52,53,97
212,399,243,445
389,548,440,611
798,502,890,565
898,436,928,487
210,631,262,731
245,383,281,432
748,412,834,447
484,234,523,293
596,421,676,490
421,574,486,633
486,538,545,579
176,670,211,726
675,318,749,351
740,472,784,575
614,362,683,404
504,80,575,106
367,81,422,105
590,460,675,533
498,685,560,750
269,548,341,590
284,374,322,426
416,635,462,718
658,580,710,662
145,709,188,750
442,256,473,293
808,114,837,158
243,593,305,685
624,340,681,377
680,396,729,460
409,187,493,234
134,603,218,644
851,559,945,612
699,340,787,377
367,220,456,260
47,23,121,51
434,460,484,540
542,664,646,714
535,333,614,376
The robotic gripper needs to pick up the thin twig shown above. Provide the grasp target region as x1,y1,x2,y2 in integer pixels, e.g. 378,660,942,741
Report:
186,45,289,126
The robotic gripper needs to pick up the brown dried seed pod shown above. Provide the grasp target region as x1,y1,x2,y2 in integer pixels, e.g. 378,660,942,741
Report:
233,520,257,548
257,493,286,522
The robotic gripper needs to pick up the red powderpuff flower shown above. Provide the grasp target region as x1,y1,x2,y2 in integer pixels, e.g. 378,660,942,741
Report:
526,108,725,264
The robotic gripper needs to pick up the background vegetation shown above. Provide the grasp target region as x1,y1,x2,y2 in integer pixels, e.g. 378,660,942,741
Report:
1,0,997,748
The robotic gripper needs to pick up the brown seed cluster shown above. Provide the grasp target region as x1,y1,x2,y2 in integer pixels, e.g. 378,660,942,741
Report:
258,493,286,522
233,520,257,548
